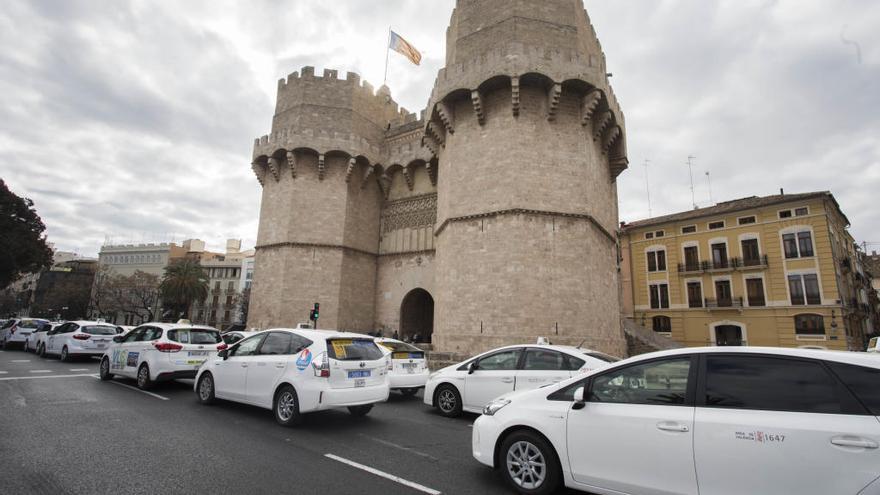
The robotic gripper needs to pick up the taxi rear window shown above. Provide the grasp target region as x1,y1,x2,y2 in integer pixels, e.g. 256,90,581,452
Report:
327,338,384,361
377,341,425,359
583,351,621,363
19,320,45,329
82,325,117,335
167,328,221,344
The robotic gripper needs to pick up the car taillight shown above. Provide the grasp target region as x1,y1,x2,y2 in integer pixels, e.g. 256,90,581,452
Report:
154,342,183,352
216,343,228,351
312,352,330,378
72,333,90,340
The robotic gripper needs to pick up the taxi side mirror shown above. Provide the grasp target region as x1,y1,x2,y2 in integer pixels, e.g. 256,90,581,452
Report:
467,361,478,374
572,386,586,410
112,336,124,343
218,349,229,359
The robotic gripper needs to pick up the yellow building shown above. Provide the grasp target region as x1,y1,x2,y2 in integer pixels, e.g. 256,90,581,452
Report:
620,191,872,351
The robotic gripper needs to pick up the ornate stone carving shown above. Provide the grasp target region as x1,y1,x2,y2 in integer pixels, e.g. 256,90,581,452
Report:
381,194,438,233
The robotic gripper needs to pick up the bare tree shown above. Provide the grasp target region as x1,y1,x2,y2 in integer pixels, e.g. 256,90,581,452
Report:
107,271,160,324
88,264,114,319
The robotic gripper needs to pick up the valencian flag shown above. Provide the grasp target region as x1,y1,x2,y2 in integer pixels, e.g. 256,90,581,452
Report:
389,30,422,65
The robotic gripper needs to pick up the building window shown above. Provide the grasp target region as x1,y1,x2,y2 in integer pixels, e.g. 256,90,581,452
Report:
646,249,666,272
715,280,732,306
794,314,824,335
652,316,671,333
214,281,221,290
708,221,725,230
738,216,756,225
649,283,670,309
212,295,219,307
711,242,728,269
794,207,809,216
741,238,761,265
746,278,766,306
687,282,703,308
223,310,230,322
683,246,700,271
645,232,654,240
788,274,821,305
783,231,814,258
225,295,233,306
227,281,235,291
779,210,792,219
682,225,697,234
655,230,665,238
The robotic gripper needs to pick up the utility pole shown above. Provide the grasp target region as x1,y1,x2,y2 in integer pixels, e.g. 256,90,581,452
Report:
687,155,697,210
644,159,652,217
705,171,714,204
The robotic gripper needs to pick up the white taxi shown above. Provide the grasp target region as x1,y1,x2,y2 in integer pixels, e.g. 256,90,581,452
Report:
99,321,224,389
0,318,49,350
43,320,119,361
425,342,618,417
375,337,430,396
472,347,880,495
194,328,391,426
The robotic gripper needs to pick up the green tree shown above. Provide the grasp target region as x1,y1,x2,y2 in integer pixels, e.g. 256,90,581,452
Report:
0,180,53,288
159,259,208,320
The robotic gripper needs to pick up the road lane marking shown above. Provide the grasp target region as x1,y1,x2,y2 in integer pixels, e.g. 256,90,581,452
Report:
29,370,53,373
324,454,441,495
0,371,7,374
69,368,89,371
11,360,31,363
102,378,170,401
0,373,96,381
359,434,439,462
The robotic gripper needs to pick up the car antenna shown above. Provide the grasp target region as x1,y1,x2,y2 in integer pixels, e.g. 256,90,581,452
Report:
576,338,587,349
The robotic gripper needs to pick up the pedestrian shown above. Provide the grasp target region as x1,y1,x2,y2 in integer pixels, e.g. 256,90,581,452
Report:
392,330,399,340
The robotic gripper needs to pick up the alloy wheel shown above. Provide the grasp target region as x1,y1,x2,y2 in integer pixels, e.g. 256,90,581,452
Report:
506,441,547,490
199,375,213,401
277,391,296,421
438,389,456,412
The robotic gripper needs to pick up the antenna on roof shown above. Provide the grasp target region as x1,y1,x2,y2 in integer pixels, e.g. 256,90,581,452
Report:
687,155,697,210
705,171,713,204
644,159,652,217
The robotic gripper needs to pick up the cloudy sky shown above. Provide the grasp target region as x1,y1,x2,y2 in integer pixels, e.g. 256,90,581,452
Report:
1,0,878,257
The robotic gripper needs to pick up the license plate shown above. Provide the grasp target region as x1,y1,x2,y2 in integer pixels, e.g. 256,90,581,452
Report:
188,351,208,356
96,344,106,349
186,359,205,366
348,370,371,379
354,378,366,388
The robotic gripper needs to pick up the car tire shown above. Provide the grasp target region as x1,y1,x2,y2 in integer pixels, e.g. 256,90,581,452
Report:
136,364,153,390
99,357,114,381
498,430,562,495
37,343,45,357
273,385,302,427
60,346,71,362
196,373,215,405
400,388,419,397
435,384,463,418
347,404,373,417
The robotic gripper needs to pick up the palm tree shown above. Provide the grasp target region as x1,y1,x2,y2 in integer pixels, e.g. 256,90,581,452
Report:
159,259,208,320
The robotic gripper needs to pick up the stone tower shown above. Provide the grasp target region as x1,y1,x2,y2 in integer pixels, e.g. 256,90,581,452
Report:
423,0,629,355
247,0,628,357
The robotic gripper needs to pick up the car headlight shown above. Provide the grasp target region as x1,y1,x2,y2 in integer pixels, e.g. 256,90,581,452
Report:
482,399,511,416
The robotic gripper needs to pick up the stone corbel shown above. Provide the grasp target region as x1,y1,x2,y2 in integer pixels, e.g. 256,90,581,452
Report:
345,157,356,183
286,150,297,178
402,166,414,191
426,161,437,186
422,135,439,157
601,126,621,154
471,90,485,125
266,157,281,181
361,166,375,189
427,121,445,147
609,155,629,178
511,76,520,117
593,111,613,141
380,173,391,200
317,153,325,180
436,101,454,134
251,161,265,186
581,89,602,126
547,83,562,121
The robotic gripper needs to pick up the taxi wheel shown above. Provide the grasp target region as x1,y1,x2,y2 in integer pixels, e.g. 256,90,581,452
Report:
499,430,562,495
400,388,419,397
99,357,114,381
197,373,215,405
273,385,302,427
37,344,45,357
137,364,153,390
60,346,71,362
435,384,463,418
347,405,373,417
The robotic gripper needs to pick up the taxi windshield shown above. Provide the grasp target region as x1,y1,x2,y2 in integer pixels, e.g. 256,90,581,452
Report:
377,340,422,353
167,328,221,344
326,338,384,361
82,325,118,335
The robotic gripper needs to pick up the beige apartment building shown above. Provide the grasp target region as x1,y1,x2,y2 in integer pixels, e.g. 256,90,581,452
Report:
189,240,254,329
620,191,874,351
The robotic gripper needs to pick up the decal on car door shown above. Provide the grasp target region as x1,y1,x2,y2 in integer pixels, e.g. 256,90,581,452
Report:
296,348,312,371
110,349,127,370
126,352,139,367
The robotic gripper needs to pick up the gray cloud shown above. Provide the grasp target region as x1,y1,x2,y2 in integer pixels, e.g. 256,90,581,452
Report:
1,0,878,258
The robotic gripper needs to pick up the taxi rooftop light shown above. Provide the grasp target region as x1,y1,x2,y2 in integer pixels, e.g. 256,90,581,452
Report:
177,319,192,325
536,337,550,345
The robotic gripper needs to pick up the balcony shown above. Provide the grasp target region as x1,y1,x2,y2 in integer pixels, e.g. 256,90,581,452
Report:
677,262,705,274
678,255,769,274
707,259,734,272
704,297,744,310
734,255,769,270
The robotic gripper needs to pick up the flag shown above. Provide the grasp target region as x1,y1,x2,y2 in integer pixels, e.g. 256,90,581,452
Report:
389,30,422,66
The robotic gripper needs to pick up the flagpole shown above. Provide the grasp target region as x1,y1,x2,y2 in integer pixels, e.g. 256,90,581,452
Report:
383,27,391,86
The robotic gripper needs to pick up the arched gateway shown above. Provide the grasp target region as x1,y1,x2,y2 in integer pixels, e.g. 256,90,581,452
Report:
399,288,434,343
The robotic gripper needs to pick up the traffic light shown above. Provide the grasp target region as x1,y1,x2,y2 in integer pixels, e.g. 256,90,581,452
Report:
313,302,320,320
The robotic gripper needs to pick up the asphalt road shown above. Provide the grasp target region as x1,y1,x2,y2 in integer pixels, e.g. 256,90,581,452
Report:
0,347,575,495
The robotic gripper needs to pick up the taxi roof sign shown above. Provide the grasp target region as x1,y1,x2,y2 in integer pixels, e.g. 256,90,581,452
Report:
177,319,192,325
